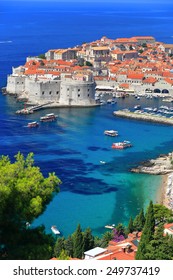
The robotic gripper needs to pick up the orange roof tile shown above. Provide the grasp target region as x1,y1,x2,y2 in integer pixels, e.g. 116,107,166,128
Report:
143,77,157,84
127,73,144,80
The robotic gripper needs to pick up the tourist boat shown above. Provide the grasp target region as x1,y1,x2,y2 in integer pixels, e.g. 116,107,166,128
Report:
111,140,132,149
27,121,39,128
51,225,60,235
40,113,57,122
104,130,118,137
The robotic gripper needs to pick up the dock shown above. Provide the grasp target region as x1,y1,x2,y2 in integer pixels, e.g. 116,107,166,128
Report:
16,101,55,114
113,110,173,126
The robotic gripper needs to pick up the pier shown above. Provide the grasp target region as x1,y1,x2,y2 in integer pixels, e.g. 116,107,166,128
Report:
113,110,173,126
16,101,55,114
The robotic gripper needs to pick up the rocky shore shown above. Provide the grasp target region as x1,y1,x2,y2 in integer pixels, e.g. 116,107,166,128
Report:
131,153,173,210
131,153,173,175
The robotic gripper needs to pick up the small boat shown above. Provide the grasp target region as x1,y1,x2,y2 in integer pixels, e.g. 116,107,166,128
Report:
40,113,57,122
27,121,39,128
105,224,115,229
107,99,112,104
100,161,106,164
51,225,60,235
111,140,132,149
134,105,141,110
104,130,118,137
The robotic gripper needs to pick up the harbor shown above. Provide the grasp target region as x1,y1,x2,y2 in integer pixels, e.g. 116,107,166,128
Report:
113,110,173,125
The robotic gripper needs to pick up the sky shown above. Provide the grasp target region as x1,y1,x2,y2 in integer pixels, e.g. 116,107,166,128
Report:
2,0,172,2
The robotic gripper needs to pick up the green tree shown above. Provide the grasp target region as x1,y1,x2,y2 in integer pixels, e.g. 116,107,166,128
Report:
153,204,173,224
0,152,61,259
127,216,134,234
133,208,145,231
64,235,74,257
145,224,173,260
116,223,126,236
99,231,113,248
136,201,155,260
38,54,46,59
73,224,83,259
85,61,93,67
83,227,94,253
2,225,55,260
54,237,65,257
58,249,70,260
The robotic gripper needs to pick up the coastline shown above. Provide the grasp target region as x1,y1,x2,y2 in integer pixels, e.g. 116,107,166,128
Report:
160,173,173,210
131,152,173,210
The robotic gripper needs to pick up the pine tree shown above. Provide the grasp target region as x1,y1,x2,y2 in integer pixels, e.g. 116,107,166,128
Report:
73,224,83,259
83,227,94,253
145,224,173,260
135,201,155,260
133,209,145,231
54,237,65,258
58,249,70,260
64,235,74,257
127,216,134,234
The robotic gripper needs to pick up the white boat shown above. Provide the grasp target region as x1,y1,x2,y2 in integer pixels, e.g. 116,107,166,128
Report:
104,130,118,137
27,121,39,128
40,113,58,122
105,224,115,229
100,161,106,164
51,225,60,235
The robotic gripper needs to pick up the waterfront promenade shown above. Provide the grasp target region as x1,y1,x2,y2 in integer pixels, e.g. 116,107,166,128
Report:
113,110,173,125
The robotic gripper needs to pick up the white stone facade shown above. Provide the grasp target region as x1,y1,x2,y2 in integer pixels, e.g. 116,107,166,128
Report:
6,72,96,107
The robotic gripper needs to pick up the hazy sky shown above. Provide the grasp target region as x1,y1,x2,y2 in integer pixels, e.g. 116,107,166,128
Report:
3,0,172,2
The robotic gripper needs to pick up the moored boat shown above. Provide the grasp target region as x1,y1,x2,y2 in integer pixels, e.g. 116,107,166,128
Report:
104,130,118,137
40,113,57,122
134,104,141,110
27,121,39,128
111,140,132,149
51,225,60,235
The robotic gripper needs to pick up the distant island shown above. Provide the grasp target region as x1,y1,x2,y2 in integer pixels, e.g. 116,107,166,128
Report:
4,35,173,112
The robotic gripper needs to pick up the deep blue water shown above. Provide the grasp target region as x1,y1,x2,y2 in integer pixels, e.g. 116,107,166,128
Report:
1,0,173,237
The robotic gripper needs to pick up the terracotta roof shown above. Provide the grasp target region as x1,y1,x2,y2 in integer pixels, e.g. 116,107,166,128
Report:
92,47,109,51
132,36,155,40
127,73,144,80
164,78,173,85
143,77,157,84
119,83,129,88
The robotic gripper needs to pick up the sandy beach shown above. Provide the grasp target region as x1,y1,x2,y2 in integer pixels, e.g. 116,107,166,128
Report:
160,173,173,210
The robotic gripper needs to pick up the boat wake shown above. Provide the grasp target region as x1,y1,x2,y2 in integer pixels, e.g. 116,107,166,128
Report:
0,40,12,44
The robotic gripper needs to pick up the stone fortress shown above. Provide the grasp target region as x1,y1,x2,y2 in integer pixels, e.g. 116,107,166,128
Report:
6,65,97,107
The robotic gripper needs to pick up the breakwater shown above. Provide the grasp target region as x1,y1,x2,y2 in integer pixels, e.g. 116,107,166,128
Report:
113,110,173,125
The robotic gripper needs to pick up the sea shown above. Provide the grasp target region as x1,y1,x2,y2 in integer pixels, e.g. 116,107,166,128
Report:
0,0,173,237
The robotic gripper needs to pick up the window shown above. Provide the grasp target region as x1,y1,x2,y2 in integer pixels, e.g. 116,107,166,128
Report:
78,89,80,92
56,91,59,94
88,89,90,92
49,91,52,95
78,94,80,97
88,94,90,97
42,91,44,95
